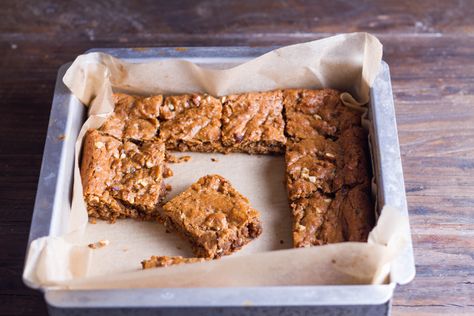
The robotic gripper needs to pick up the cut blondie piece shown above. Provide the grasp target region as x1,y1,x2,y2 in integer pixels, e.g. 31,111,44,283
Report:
285,135,339,200
99,93,162,141
159,94,222,152
141,256,207,269
321,183,374,243
221,90,286,154
291,191,333,247
291,183,374,247
283,89,361,140
81,129,167,222
285,127,371,200
161,175,262,258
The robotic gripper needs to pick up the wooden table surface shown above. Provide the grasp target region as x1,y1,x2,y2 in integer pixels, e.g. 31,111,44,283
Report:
1,1,473,315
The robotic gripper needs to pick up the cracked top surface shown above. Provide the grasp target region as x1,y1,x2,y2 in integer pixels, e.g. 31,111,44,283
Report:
285,135,339,200
221,91,286,151
159,94,222,148
286,126,370,200
291,183,374,247
283,89,361,140
99,93,162,141
162,174,262,258
81,130,166,220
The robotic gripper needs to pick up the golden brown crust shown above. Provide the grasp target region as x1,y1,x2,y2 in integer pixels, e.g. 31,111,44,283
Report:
81,130,167,222
141,256,207,269
99,93,162,141
291,192,333,247
284,89,373,247
285,136,338,200
283,89,361,140
159,94,223,152
161,175,262,258
221,91,286,154
291,183,374,247
83,89,373,249
285,126,371,201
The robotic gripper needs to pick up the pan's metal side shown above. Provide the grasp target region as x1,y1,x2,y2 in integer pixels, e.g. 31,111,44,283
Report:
26,63,84,243
45,286,393,316
370,62,416,285
85,46,275,64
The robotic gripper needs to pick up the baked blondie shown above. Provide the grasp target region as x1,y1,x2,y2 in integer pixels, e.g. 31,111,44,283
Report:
221,91,286,154
291,183,374,247
283,89,361,140
81,129,167,222
285,135,338,200
161,175,262,258
99,93,162,141
159,94,222,152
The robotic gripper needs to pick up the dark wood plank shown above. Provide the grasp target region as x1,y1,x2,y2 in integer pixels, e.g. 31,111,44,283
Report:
1,1,473,315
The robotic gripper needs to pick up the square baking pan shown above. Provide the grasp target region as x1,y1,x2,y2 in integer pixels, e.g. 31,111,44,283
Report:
25,47,415,316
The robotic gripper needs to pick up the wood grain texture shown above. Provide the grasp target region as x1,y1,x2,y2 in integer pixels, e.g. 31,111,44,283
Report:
1,0,473,315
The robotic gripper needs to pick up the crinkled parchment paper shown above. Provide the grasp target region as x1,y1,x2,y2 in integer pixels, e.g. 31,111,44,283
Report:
23,32,410,290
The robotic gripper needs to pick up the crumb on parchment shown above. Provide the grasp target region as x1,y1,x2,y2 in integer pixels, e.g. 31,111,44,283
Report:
88,239,110,249
165,152,191,163
163,167,174,178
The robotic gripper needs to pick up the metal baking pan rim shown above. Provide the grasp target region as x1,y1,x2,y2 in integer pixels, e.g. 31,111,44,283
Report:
45,284,396,308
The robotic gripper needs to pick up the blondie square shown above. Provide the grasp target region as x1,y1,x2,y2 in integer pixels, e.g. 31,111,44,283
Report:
283,89,361,140
221,91,286,154
291,183,374,247
99,93,162,141
161,175,262,258
285,126,371,200
285,135,339,200
81,129,167,222
159,94,222,152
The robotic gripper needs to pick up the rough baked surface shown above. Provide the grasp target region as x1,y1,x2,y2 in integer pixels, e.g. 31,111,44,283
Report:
221,91,286,154
161,175,262,258
99,93,162,141
285,135,338,200
332,127,371,191
283,89,361,140
284,89,373,247
285,126,370,200
81,129,166,222
159,94,222,152
141,256,207,269
291,183,374,247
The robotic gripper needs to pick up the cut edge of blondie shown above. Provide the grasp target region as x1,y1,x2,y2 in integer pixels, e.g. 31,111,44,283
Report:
141,256,208,269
